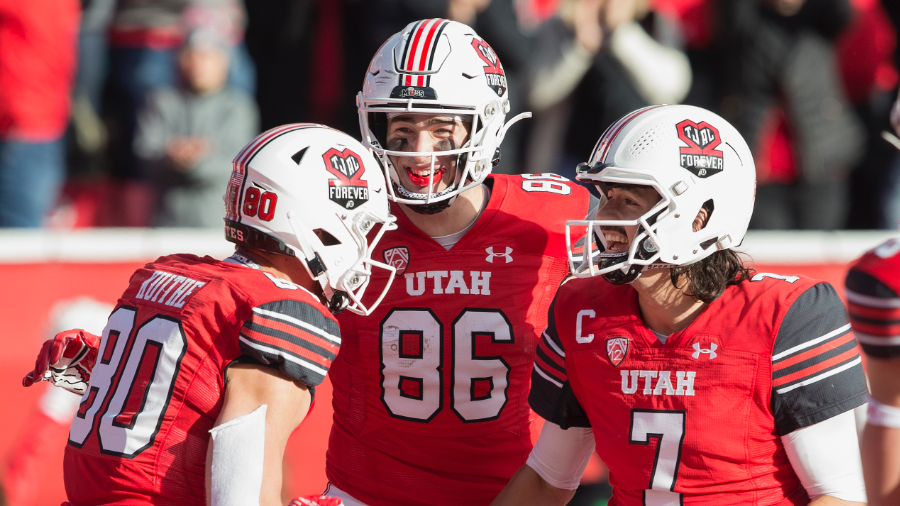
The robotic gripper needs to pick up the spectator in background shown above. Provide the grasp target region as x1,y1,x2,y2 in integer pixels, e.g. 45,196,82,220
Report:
4,298,112,506
134,23,259,228
888,0,900,142
718,0,864,230
837,0,898,230
109,0,255,225
71,0,116,160
523,0,691,176
0,0,80,227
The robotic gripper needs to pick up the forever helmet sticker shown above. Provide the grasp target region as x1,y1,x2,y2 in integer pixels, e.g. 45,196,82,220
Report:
676,120,724,178
471,38,507,97
323,148,370,209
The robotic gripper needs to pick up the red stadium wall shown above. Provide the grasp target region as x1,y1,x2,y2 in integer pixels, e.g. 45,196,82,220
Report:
0,230,892,505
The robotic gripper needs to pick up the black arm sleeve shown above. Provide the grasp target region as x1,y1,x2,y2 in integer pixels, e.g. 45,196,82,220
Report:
237,299,341,388
529,298,591,429
770,283,868,435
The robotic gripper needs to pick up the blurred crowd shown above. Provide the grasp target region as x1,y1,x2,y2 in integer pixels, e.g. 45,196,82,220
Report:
0,0,898,230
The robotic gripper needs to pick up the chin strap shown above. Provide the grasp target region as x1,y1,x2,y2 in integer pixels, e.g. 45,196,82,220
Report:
394,181,458,214
406,198,456,214
326,290,350,313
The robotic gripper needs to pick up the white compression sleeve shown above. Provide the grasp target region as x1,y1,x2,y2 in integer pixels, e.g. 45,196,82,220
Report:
526,421,596,491
209,404,267,506
781,410,867,502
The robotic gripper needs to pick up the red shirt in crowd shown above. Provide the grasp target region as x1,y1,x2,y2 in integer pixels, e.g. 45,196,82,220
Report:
0,0,80,140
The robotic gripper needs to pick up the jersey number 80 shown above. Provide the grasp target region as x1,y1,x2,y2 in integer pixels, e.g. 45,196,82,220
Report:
69,307,187,458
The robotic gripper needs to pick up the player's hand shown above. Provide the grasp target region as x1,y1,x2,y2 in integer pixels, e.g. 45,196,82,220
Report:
22,329,101,395
288,496,344,506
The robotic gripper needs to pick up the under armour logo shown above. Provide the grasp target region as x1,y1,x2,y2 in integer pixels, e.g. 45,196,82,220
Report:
485,246,513,263
692,342,717,359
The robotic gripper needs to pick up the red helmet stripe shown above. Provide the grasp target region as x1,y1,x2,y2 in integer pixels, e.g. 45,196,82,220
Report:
398,20,424,86
404,19,431,86
415,19,443,86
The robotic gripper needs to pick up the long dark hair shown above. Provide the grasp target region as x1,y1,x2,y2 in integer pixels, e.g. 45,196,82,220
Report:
669,250,754,303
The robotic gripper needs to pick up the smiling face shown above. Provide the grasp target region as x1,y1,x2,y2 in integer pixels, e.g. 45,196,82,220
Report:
385,113,471,194
594,184,663,253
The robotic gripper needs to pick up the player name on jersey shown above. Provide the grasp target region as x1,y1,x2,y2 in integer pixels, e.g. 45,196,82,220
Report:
135,270,206,308
620,370,696,396
405,270,491,296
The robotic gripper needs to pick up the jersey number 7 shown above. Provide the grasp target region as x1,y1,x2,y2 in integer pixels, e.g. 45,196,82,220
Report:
630,409,686,506
69,306,187,458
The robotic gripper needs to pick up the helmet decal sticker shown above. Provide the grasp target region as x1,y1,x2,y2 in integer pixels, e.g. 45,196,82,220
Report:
676,120,724,178
389,86,438,100
606,336,630,367
382,246,410,277
470,38,507,96
398,19,450,87
323,148,370,209
242,186,278,221
225,170,244,221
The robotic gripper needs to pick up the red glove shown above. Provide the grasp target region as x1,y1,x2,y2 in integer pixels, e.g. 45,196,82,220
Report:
22,329,101,395
288,496,344,506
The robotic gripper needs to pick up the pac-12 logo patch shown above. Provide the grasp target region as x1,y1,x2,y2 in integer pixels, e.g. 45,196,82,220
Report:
323,148,369,209
606,336,630,367
382,246,410,277
471,38,507,97
676,120,724,178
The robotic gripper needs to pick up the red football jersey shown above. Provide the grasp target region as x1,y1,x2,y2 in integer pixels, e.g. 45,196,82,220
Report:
327,174,595,506
846,238,900,358
531,273,867,505
64,254,340,505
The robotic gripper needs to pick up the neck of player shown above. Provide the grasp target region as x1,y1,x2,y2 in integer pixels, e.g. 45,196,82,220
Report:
631,268,708,336
240,249,324,301
399,183,485,237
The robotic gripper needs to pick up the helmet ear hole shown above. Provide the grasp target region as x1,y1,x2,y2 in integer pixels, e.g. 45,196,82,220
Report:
695,199,715,232
314,229,342,246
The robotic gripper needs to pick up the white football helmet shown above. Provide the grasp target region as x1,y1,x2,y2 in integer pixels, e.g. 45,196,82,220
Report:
566,105,756,284
224,124,397,315
358,19,530,207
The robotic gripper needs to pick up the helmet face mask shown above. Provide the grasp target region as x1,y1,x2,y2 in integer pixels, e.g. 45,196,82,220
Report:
565,105,756,283
225,124,398,315
379,111,475,205
567,171,673,283
358,19,530,206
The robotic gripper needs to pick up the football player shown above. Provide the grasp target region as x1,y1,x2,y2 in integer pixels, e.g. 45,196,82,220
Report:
322,19,597,506
847,238,900,506
22,125,396,506
492,105,869,505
